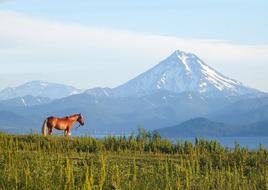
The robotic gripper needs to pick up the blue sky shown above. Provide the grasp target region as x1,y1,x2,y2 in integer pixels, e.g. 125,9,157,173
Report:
0,0,268,91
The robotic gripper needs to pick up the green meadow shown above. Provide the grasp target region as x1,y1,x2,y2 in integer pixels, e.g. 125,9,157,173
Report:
0,131,268,190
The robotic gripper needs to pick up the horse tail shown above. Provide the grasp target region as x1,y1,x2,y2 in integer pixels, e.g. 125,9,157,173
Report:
42,119,48,136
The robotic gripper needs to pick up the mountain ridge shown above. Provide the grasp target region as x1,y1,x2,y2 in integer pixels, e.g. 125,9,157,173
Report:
112,50,262,98
155,117,268,137
0,95,51,107
0,80,83,100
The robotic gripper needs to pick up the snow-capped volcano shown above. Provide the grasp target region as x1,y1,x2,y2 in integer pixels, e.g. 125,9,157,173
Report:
114,50,261,97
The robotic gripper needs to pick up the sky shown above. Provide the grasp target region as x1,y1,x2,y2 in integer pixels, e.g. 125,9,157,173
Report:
0,0,268,92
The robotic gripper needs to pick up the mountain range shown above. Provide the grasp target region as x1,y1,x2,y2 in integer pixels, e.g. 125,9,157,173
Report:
155,118,268,138
0,80,82,100
0,50,267,137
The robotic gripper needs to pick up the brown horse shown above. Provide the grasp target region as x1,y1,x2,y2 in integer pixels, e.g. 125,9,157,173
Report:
42,113,85,136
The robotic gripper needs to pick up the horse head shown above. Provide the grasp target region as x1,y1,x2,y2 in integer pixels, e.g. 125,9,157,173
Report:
77,113,85,126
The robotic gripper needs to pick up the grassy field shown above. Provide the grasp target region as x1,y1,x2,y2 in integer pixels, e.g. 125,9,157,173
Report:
0,131,268,190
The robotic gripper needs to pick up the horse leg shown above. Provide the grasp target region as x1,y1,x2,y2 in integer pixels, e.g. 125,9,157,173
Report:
65,128,71,137
64,129,68,136
48,127,53,135
68,131,71,136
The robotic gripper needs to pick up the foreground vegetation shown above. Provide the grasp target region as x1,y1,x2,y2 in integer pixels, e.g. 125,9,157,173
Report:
0,130,268,190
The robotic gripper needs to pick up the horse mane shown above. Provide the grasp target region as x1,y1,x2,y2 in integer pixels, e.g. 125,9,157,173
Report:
67,114,80,119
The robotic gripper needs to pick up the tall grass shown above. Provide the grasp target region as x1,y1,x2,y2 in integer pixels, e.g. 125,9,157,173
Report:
0,131,267,189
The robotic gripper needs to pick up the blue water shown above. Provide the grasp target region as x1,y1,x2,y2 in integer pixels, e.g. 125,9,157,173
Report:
90,133,268,149
173,136,268,149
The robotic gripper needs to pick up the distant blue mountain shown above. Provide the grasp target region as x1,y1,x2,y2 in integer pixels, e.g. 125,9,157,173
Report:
155,118,238,137
0,50,267,136
207,96,268,125
0,95,51,107
0,80,82,100
0,110,37,134
155,118,268,137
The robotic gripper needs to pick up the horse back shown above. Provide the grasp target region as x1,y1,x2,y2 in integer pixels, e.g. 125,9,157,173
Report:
47,116,71,129
47,116,60,128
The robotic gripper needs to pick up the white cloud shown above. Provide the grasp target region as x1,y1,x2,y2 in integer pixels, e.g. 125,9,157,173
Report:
0,11,268,90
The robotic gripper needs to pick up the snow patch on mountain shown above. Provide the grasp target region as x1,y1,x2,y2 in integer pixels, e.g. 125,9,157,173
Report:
113,50,262,97
177,51,191,73
0,80,83,100
84,87,114,97
20,97,27,106
0,95,51,107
